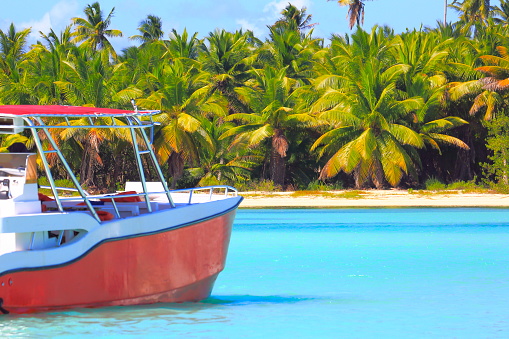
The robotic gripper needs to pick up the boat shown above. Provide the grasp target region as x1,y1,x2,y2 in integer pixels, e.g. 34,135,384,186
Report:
0,105,243,314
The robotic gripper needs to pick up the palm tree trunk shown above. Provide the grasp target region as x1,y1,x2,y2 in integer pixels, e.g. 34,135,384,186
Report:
453,125,474,181
269,130,288,187
353,167,363,189
80,142,90,185
372,161,386,189
218,158,224,181
168,151,184,189
503,153,508,185
269,147,286,187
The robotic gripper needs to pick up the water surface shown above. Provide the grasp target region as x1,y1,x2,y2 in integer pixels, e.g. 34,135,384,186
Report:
1,208,509,338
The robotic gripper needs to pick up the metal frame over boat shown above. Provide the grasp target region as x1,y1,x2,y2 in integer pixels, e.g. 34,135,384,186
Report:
0,105,243,314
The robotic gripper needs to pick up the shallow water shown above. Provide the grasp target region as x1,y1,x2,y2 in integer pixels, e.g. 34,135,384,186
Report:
2,208,509,338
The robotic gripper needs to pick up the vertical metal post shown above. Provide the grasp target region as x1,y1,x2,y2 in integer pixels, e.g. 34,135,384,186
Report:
444,0,447,25
57,231,64,246
131,116,175,208
127,118,152,213
28,119,64,213
33,117,101,223
30,232,36,250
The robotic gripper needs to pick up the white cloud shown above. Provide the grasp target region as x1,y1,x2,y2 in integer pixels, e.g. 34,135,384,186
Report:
236,19,264,37
21,0,78,39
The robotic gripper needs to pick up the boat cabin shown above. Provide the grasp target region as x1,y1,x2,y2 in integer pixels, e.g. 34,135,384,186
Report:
0,105,238,255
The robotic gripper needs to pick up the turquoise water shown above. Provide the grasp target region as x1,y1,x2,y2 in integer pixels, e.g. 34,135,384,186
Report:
2,208,509,338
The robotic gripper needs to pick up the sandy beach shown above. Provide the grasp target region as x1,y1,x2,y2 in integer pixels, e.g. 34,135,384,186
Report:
238,190,509,208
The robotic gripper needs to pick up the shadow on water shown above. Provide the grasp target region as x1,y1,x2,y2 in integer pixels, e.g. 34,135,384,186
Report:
0,295,317,336
0,294,314,320
203,294,316,305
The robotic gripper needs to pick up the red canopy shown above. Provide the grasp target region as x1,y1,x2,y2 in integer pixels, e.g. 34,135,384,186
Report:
0,105,142,116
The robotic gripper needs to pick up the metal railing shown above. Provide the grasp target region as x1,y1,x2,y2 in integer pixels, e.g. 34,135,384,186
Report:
30,185,239,250
169,185,238,204
41,185,239,218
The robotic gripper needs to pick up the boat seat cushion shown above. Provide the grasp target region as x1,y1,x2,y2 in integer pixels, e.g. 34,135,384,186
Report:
100,191,142,203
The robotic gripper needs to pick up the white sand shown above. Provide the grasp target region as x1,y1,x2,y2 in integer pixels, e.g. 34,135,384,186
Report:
238,190,509,208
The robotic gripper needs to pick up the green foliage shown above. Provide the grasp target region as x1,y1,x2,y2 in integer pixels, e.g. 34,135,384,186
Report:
38,177,80,196
235,179,283,192
306,180,343,191
483,115,509,188
289,190,363,199
424,177,447,190
424,177,487,192
335,190,364,199
0,9,506,191
446,179,481,191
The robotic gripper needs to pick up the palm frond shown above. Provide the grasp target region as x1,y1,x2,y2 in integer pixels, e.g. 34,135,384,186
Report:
225,113,264,123
448,80,483,101
388,124,425,148
248,124,274,147
421,117,468,133
427,133,470,149
218,123,264,140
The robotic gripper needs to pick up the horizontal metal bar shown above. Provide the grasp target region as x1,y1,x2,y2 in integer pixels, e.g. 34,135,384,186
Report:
49,185,238,204
11,124,154,129
39,185,90,196
0,111,160,118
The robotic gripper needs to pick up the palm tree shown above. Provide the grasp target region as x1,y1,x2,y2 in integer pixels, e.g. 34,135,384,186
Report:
331,0,373,29
220,66,314,187
450,0,493,25
464,45,509,184
425,21,464,40
310,27,425,188
53,46,138,186
464,46,509,119
136,59,224,188
55,47,138,108
0,24,38,104
164,29,200,60
120,39,167,96
261,26,321,84
493,0,509,26
272,3,317,33
0,23,31,63
129,15,164,44
26,26,77,105
0,134,29,153
199,29,257,115
189,117,261,186
71,2,123,59
391,30,470,182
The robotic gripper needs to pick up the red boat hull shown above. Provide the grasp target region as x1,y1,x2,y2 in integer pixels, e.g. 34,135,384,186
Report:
0,210,236,314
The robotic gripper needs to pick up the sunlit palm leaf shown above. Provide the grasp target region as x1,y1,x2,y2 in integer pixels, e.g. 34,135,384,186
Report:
388,124,425,148
248,124,274,147
427,133,470,149
219,123,264,140
421,117,468,133
475,65,509,78
448,80,483,101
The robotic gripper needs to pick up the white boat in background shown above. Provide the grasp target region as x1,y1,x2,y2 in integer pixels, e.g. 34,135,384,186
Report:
0,105,242,314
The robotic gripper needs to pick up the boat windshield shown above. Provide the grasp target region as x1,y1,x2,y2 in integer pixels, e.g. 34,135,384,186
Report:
0,153,37,183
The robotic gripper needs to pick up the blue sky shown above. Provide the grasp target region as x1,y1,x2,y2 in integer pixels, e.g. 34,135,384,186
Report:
0,0,502,51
